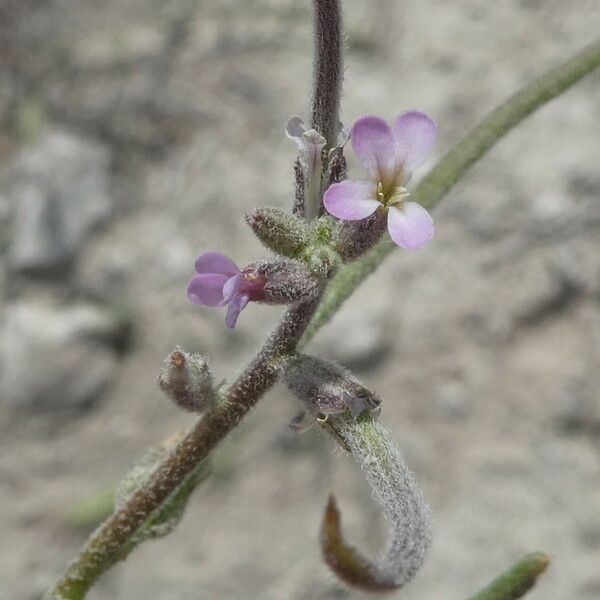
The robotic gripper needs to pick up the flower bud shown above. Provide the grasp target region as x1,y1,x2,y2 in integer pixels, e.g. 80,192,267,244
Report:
284,354,381,418
245,207,308,258
247,259,320,304
158,347,215,412
335,208,388,262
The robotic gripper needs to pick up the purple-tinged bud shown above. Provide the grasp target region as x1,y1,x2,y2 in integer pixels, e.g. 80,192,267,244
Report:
245,207,308,258
247,259,320,305
188,252,319,329
335,208,388,263
158,347,215,412
283,354,381,419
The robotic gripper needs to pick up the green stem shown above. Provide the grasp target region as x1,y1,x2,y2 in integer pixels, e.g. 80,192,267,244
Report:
467,553,550,600
302,36,600,344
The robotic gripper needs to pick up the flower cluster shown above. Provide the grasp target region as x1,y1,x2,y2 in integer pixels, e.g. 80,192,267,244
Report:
188,111,437,328
182,110,438,592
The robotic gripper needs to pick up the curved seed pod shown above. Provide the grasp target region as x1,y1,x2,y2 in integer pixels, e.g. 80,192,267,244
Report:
321,414,430,592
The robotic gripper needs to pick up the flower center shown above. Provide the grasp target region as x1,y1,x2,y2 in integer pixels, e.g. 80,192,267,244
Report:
377,182,410,209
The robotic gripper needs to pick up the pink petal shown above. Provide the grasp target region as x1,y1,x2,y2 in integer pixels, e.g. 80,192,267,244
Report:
392,111,437,177
351,116,396,182
323,180,380,220
187,273,228,306
225,294,250,329
195,252,239,277
387,203,434,250
222,274,255,304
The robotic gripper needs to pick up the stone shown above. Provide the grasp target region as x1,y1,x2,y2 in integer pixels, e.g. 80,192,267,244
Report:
7,129,112,272
0,301,120,410
312,303,390,371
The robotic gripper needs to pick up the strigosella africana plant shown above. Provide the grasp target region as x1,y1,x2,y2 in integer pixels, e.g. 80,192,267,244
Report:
45,0,600,598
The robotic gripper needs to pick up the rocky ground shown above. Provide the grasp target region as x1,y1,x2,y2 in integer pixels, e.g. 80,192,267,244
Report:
1,1,600,599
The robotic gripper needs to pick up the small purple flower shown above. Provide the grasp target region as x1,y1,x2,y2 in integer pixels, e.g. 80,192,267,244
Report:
323,112,437,250
187,252,266,329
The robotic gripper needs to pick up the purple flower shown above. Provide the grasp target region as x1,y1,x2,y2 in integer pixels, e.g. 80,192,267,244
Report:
323,112,437,250
187,252,266,329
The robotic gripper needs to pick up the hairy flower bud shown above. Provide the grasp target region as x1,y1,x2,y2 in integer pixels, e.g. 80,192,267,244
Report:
188,252,321,328
335,208,388,262
245,207,308,258
248,259,320,304
284,353,381,418
158,347,215,412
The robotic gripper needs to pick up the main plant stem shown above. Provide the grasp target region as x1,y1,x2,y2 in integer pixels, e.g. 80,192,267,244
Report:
48,2,343,598
311,0,342,149
50,295,323,599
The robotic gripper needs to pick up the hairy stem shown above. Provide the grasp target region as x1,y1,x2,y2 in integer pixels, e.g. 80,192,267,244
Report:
307,0,343,221
47,1,347,596
311,0,342,149
467,553,550,600
47,295,322,600
302,36,600,344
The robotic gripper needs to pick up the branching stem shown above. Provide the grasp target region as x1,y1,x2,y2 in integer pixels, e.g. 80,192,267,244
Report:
48,294,322,599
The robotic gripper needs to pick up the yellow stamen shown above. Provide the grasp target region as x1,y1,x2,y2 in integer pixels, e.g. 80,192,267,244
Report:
377,182,385,203
377,183,410,208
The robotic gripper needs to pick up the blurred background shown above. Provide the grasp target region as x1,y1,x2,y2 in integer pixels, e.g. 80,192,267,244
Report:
1,0,600,598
